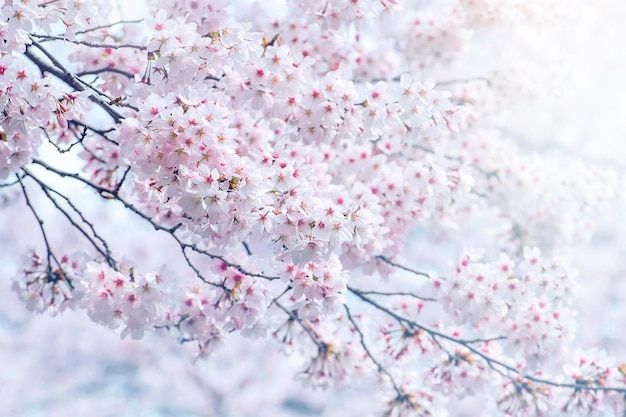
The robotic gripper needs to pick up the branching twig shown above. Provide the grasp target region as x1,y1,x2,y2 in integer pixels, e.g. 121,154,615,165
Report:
349,287,626,394
183,243,279,281
344,304,403,396
180,246,223,288
16,175,69,286
76,67,136,79
31,34,146,50
350,289,436,302
0,178,21,188
74,19,143,35
68,120,118,145
24,41,126,123
22,168,117,269
376,255,431,279
273,299,321,347
31,160,279,282
40,126,86,154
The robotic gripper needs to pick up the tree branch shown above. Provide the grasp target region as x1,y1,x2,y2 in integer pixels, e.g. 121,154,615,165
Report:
31,159,280,282
375,255,431,279
24,40,127,123
349,287,626,394
22,168,117,269
74,19,143,35
349,289,436,302
16,174,73,290
344,304,403,396
31,34,146,50
76,67,136,79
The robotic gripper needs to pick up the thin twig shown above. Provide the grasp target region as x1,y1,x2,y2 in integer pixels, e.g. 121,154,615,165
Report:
435,76,491,87
273,299,321,347
344,304,403,396
350,289,436,302
68,120,118,145
75,19,143,35
376,255,431,279
31,34,146,50
40,126,85,154
76,67,136,79
180,246,223,288
22,168,117,268
184,243,279,281
112,166,131,195
242,241,252,256
16,175,67,283
0,178,21,188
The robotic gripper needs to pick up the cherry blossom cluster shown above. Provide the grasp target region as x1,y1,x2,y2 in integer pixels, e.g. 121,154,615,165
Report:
4,266,384,417
0,0,117,181
111,4,468,280
184,0,399,79
1,0,109,53
146,0,231,35
172,254,276,345
79,135,128,189
12,251,169,338
434,247,578,359
278,254,347,321
77,260,171,339
67,33,144,97
445,129,619,249
401,9,471,69
0,54,57,179
12,251,76,314
13,250,269,342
